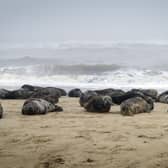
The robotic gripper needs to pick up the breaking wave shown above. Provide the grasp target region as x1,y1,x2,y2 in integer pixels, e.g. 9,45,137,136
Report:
0,64,168,91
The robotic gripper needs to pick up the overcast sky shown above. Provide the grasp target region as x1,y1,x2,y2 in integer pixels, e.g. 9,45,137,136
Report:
0,0,168,44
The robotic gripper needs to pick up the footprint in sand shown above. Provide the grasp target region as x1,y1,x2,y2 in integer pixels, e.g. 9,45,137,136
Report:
35,154,65,168
137,134,163,140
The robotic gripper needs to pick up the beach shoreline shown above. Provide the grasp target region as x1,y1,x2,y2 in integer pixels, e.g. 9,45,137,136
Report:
1,97,168,168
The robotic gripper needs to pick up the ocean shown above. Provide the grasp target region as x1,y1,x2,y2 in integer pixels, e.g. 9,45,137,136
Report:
0,42,168,91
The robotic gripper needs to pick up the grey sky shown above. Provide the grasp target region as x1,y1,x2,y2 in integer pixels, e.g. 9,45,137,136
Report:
0,0,168,44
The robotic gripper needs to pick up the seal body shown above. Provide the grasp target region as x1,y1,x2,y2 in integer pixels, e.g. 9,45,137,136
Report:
0,103,3,119
22,98,58,115
158,91,168,103
79,91,97,107
120,97,153,116
83,95,113,113
68,88,82,97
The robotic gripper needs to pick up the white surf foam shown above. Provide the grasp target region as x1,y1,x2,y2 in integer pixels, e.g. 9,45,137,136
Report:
0,65,168,92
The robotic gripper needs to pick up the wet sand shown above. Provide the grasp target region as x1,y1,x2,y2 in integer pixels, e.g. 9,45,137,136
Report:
0,97,168,168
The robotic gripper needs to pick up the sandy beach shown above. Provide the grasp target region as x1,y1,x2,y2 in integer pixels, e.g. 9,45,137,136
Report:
1,97,168,168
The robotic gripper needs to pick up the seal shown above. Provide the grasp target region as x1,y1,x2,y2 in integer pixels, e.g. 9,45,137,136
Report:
120,97,153,116
79,90,97,107
83,95,113,113
0,102,3,119
68,88,82,97
22,98,62,115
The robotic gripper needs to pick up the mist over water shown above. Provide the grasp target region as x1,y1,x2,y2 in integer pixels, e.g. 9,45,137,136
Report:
0,42,168,91
1,41,168,66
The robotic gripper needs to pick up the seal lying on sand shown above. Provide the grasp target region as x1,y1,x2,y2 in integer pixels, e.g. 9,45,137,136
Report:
0,89,10,99
21,85,67,96
21,84,42,92
79,90,97,107
94,88,125,97
5,89,33,99
32,87,62,98
83,95,113,113
68,88,82,97
42,95,59,104
120,97,153,116
22,98,63,115
111,91,154,105
31,87,62,104
0,103,3,119
157,91,168,104
130,89,158,101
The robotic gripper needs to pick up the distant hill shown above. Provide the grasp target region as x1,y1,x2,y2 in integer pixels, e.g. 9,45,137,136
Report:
0,56,61,67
